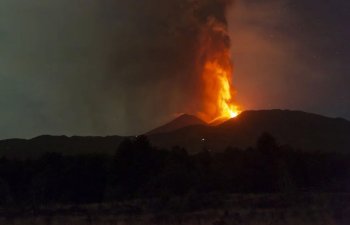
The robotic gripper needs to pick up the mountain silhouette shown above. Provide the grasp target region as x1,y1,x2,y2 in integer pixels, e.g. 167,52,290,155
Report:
0,135,123,158
148,109,350,153
147,114,207,135
0,109,350,158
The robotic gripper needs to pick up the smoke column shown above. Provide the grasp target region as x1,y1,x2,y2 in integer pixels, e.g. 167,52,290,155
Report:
192,0,239,122
155,0,239,123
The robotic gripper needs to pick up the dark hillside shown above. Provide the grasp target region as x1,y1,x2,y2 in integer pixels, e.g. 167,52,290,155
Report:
149,110,350,153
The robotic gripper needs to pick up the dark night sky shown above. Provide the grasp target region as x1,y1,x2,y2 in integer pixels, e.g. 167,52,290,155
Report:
0,0,349,139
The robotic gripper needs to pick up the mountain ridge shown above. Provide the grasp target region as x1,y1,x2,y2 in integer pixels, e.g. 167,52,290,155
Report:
148,109,350,153
1,109,350,158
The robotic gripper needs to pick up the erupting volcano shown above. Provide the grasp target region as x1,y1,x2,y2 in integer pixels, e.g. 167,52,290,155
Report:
195,16,240,123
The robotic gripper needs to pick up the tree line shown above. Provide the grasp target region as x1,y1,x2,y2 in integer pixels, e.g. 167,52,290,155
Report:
0,133,349,207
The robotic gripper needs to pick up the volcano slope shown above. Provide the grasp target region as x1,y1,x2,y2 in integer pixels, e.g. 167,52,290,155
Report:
147,114,206,135
148,109,350,154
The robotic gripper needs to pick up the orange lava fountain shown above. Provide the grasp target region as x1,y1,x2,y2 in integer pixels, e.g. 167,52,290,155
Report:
204,61,239,120
198,60,240,123
196,18,240,123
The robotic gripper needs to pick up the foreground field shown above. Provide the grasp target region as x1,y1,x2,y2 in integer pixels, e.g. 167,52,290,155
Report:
1,193,349,225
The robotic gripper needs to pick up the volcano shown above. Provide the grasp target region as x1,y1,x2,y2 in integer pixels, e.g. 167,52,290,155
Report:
148,109,350,153
1,109,350,158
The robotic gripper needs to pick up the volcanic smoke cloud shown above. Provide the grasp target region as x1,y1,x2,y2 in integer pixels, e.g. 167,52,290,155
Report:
193,0,239,122
136,0,239,123
114,0,238,127
177,0,239,122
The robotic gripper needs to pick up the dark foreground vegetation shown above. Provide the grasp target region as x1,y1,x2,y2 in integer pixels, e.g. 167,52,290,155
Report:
0,193,349,225
0,133,349,224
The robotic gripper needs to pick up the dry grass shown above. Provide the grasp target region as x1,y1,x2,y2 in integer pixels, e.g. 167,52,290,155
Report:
0,193,349,225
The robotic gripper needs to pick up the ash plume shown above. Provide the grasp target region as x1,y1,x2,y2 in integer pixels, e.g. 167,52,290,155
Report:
107,0,236,132
113,0,236,125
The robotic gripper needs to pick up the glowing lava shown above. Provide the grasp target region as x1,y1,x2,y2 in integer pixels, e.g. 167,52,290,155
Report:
194,16,240,123
200,60,240,123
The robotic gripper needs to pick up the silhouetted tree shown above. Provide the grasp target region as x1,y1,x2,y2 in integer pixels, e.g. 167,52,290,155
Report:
113,136,163,198
257,132,278,155
149,146,194,195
